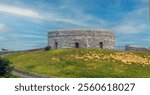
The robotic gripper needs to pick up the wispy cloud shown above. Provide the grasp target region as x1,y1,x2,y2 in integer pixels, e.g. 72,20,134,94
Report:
113,23,149,34
0,36,5,40
0,5,43,19
141,38,150,42
0,23,7,32
16,34,46,39
0,4,86,27
0,2,107,28
112,7,149,34
0,23,4,29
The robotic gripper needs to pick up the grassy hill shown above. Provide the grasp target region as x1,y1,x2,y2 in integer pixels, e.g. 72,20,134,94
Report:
5,48,150,78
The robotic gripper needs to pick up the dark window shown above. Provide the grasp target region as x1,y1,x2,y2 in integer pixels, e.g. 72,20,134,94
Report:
99,42,103,49
75,43,79,48
55,42,58,49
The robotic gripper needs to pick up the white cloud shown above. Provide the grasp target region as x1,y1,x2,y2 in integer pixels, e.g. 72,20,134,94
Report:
0,36,5,40
113,23,149,34
112,7,149,34
0,5,43,19
32,0,108,27
48,17,105,27
0,23,5,29
0,3,107,27
17,34,45,39
0,23,6,32
141,38,150,42
0,5,86,26
48,18,86,27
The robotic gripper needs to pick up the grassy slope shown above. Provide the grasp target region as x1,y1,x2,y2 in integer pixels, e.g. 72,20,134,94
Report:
5,49,150,78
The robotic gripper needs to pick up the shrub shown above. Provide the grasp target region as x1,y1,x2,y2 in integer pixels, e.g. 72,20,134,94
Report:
0,57,13,77
45,46,51,51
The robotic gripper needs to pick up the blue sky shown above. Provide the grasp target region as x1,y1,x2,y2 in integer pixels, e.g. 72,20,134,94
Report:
0,0,149,50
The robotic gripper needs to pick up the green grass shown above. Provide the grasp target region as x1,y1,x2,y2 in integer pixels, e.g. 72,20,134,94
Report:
0,75,20,78
5,48,150,78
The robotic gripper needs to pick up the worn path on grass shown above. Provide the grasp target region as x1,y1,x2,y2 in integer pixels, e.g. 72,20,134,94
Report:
12,68,51,78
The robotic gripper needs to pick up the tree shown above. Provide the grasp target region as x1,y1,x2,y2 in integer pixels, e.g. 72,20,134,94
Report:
0,57,13,77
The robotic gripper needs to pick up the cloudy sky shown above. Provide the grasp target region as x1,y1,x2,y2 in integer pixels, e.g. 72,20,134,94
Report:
0,0,149,50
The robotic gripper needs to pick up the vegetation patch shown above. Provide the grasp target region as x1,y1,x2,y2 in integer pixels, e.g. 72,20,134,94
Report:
5,49,150,78
0,57,14,78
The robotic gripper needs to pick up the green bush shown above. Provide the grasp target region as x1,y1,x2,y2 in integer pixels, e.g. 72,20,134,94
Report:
0,57,13,77
45,46,51,51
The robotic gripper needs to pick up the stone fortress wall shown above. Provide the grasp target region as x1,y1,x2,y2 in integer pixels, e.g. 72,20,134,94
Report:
48,29,115,50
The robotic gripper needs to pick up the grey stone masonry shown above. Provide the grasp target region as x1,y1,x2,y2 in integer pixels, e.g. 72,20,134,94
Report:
48,29,115,50
125,45,150,52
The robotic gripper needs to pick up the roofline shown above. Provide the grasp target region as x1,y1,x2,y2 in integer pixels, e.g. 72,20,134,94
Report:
48,29,114,33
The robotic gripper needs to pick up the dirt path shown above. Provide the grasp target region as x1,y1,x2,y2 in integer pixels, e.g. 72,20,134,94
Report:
12,69,52,78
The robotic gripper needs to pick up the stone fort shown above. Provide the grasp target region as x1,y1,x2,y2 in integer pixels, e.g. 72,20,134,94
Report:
48,29,115,50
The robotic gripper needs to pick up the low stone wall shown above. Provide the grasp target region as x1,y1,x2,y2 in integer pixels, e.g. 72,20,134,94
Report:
125,45,150,52
0,48,44,55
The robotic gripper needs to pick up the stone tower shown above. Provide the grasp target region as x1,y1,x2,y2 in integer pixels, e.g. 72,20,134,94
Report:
48,29,115,50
